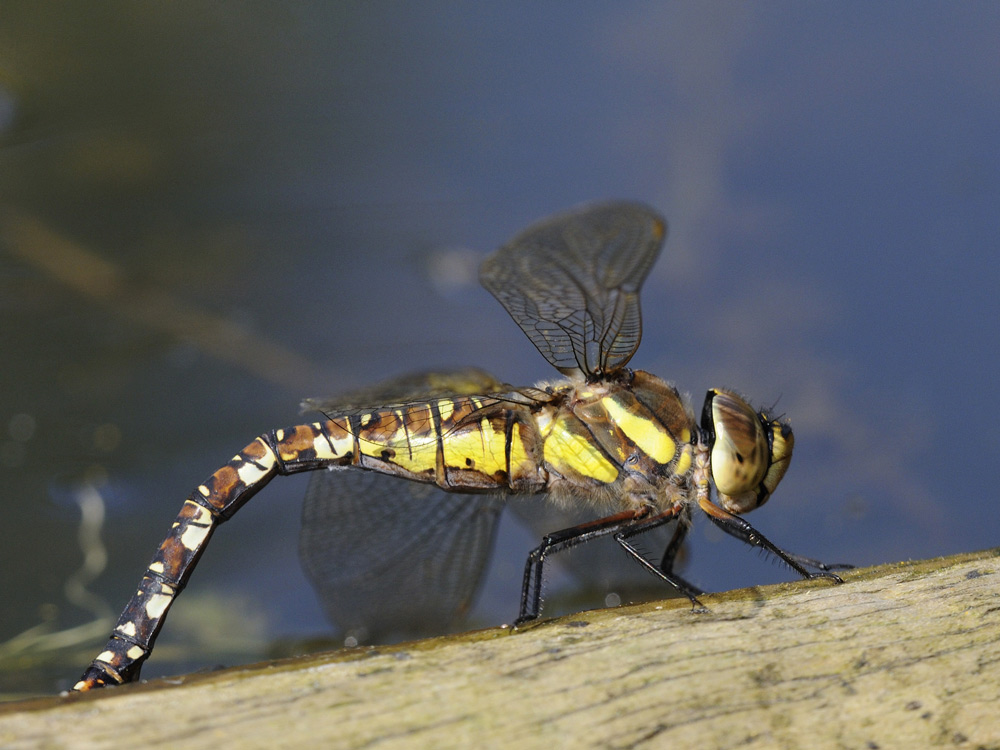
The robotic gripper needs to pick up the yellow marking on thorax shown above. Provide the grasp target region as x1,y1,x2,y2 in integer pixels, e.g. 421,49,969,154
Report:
543,416,618,484
601,397,676,465
675,444,693,476
534,409,556,436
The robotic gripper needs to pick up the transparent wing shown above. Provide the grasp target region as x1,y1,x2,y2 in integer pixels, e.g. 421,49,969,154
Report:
299,470,504,642
298,368,510,642
480,201,666,378
302,367,505,414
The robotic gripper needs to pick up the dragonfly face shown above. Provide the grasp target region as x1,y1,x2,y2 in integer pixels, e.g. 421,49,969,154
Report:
73,200,844,692
701,389,794,514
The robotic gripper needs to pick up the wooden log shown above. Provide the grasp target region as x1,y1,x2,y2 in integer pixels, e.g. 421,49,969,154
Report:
2,548,999,749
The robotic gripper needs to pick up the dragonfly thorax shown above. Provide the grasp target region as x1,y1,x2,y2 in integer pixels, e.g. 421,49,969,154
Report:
535,370,697,511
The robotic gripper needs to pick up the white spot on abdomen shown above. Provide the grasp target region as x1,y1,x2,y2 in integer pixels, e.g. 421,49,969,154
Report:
145,591,173,620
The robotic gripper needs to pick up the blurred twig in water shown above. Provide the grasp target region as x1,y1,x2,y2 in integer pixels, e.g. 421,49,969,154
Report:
0,208,326,392
63,484,113,623
0,485,112,668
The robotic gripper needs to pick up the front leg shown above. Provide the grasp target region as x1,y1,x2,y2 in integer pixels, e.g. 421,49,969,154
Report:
697,496,845,585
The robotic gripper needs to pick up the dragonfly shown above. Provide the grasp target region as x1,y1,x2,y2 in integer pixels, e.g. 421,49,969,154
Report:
73,201,846,691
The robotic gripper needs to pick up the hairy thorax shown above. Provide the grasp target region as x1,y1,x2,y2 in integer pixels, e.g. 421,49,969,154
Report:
532,370,697,514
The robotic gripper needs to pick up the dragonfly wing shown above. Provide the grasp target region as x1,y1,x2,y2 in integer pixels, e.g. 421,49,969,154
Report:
299,468,504,642
299,369,511,642
480,201,666,378
302,367,505,414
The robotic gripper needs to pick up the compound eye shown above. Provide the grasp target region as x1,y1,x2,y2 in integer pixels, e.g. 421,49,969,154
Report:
707,390,769,497
761,418,794,498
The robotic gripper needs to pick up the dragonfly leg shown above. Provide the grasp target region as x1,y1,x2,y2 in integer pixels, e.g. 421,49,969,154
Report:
656,506,707,598
614,508,707,610
774,551,854,573
514,508,649,626
696,496,846,584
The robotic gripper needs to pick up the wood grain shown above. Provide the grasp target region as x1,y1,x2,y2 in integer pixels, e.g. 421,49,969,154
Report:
3,548,999,749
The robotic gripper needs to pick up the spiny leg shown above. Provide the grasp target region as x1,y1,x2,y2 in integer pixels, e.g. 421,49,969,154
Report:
614,507,707,610
656,506,707,598
515,508,649,626
658,504,851,594
696,496,844,584
770,551,854,573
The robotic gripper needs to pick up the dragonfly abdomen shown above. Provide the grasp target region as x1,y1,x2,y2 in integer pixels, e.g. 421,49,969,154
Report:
73,435,282,689
284,398,549,494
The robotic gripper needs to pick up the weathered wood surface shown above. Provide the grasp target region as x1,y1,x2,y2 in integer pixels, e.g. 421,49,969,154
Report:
3,548,999,749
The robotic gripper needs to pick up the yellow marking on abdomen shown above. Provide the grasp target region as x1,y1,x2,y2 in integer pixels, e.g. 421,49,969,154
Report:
437,399,455,423
144,590,173,619
180,519,212,552
507,424,533,477
369,436,439,473
602,397,676,465
357,417,438,474
236,443,276,485
312,423,352,459
442,417,508,476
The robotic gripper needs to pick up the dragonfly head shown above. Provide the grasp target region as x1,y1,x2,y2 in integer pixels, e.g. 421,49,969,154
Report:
701,389,794,514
